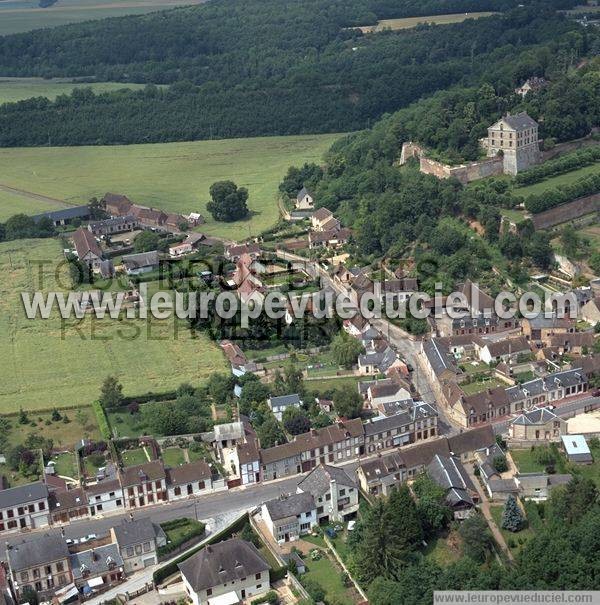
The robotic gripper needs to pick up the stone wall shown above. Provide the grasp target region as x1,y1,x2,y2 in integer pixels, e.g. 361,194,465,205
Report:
419,155,504,185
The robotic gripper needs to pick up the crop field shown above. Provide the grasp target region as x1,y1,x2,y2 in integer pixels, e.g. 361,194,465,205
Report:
0,0,200,36
0,78,149,105
0,133,340,238
357,12,495,33
0,237,227,412
513,162,600,197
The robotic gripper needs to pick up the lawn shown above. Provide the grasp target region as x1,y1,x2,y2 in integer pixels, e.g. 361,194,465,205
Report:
162,447,186,467
0,133,341,239
0,188,68,222
302,551,355,603
121,447,149,467
514,162,600,197
51,451,78,479
357,12,495,32
4,407,100,450
490,504,536,555
304,375,365,394
0,78,150,106
509,445,567,474
571,443,600,486
0,0,199,35
423,531,463,567
0,238,227,412
162,518,205,545
462,376,506,395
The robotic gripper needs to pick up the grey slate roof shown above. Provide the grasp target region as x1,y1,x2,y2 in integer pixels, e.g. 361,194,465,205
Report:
427,455,475,508
112,518,161,548
70,543,124,580
505,368,586,404
511,406,560,426
297,464,357,498
423,339,461,377
122,250,159,270
500,112,538,131
296,186,313,201
0,481,48,510
268,394,301,409
264,492,315,521
364,410,412,437
8,533,69,571
32,205,90,223
178,538,269,593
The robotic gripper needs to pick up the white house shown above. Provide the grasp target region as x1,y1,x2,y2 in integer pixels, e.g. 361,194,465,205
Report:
296,187,315,210
169,242,193,257
86,479,124,517
166,461,223,501
267,393,302,421
0,482,50,534
261,492,317,544
179,539,270,605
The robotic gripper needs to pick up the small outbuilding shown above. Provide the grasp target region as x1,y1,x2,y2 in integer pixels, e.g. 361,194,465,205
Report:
561,434,593,464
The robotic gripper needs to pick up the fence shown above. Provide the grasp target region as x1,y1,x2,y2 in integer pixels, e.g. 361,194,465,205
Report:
323,534,369,603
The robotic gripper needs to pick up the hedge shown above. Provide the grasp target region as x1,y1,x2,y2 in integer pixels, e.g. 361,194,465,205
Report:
92,400,112,440
251,590,278,605
121,390,178,406
524,172,600,214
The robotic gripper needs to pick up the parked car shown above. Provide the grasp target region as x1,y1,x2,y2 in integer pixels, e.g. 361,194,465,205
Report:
325,527,337,538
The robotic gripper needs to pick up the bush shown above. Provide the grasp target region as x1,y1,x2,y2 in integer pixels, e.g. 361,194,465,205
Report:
301,578,325,602
251,590,278,605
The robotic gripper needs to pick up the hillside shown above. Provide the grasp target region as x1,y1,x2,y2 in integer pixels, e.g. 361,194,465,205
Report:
0,0,581,146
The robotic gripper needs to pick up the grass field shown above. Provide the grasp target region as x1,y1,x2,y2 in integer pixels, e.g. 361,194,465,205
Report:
357,12,495,33
0,78,150,105
121,447,149,466
0,133,340,238
0,188,68,222
0,0,199,36
513,162,600,197
0,237,227,412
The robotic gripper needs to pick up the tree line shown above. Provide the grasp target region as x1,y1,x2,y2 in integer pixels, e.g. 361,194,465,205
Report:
0,3,585,146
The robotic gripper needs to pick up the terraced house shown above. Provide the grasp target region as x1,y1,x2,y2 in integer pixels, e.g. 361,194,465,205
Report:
0,481,50,534
119,460,167,509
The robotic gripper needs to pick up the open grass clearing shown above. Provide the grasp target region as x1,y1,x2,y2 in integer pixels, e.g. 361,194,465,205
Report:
356,12,495,33
304,375,364,394
3,407,100,450
51,451,78,479
162,446,186,467
0,0,201,35
461,376,506,395
0,238,227,412
490,504,536,555
120,447,149,467
0,134,341,239
302,549,355,603
0,78,150,105
423,530,463,566
513,162,600,197
0,187,69,222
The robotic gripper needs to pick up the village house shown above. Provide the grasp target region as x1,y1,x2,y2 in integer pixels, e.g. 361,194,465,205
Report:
179,538,271,605
476,336,531,365
261,492,317,543
308,227,352,249
169,242,193,257
311,207,339,232
422,338,464,386
515,77,548,97
267,393,302,421
358,338,401,375
447,425,497,463
236,438,262,486
297,463,359,523
548,332,596,354
334,265,363,291
380,277,418,306
521,315,575,342
233,252,266,303
0,481,50,534
444,384,510,428
49,487,89,525
119,460,167,509
86,479,124,516
69,542,124,596
219,340,259,376
224,242,261,262
356,451,408,497
32,205,91,227
103,193,133,216
121,250,160,275
427,455,478,518
509,407,567,443
361,379,412,412
166,461,218,500
72,227,104,270
111,518,166,573
484,111,541,174
88,215,138,237
260,418,364,480
7,533,72,601
296,186,315,210
130,205,168,229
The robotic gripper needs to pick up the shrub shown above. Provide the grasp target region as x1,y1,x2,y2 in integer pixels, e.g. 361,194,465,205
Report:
251,590,278,605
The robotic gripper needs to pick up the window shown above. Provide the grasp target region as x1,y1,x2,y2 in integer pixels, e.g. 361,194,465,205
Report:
255,573,261,580
207,589,212,596
143,542,151,553
339,489,345,497
56,562,64,572
174,487,181,496
28,504,34,513
135,545,142,555
126,547,134,557
20,572,29,583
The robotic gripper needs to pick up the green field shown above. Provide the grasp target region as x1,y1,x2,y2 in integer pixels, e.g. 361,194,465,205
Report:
0,188,69,222
514,162,600,197
358,12,495,32
0,237,227,412
0,133,340,238
0,0,199,36
0,78,150,105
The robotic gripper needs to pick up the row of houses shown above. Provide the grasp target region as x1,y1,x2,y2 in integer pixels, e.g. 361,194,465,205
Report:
7,517,165,602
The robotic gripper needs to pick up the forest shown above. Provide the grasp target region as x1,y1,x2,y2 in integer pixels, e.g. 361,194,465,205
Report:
0,1,584,146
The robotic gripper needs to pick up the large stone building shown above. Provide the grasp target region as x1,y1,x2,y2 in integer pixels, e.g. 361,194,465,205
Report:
485,112,541,175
